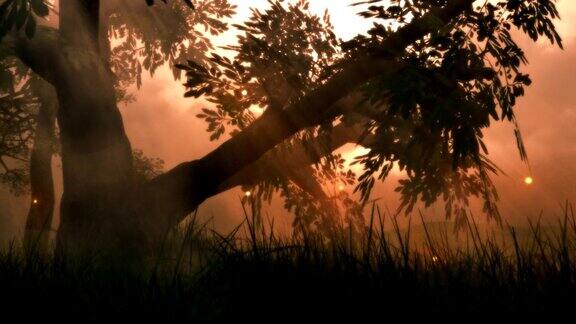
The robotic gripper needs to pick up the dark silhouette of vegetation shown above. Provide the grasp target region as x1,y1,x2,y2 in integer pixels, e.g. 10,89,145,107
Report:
0,0,566,260
1,205,575,323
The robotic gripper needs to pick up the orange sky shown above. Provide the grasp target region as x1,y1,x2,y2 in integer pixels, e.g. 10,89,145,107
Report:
3,0,576,238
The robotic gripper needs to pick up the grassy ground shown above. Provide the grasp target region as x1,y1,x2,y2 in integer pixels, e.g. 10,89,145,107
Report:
1,208,575,323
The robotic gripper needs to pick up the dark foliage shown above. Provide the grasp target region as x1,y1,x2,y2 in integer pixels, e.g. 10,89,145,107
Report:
0,58,39,195
1,207,576,323
0,0,50,40
179,0,563,229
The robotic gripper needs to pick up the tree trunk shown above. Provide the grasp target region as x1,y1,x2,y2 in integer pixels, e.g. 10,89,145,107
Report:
8,23,136,253
23,78,57,252
54,0,137,253
53,64,136,253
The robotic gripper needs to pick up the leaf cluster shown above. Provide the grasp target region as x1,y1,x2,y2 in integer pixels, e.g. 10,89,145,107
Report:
0,0,49,40
346,0,562,223
179,1,356,230
109,0,234,100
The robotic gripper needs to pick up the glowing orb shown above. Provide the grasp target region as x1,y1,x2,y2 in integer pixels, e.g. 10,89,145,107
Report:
32,199,38,204
245,191,251,197
241,89,248,96
524,176,534,185
338,185,345,191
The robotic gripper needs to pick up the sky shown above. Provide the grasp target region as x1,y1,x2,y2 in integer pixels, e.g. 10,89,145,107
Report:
2,0,576,239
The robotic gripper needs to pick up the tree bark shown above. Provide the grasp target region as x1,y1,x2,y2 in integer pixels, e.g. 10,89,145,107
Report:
50,1,137,252
11,25,137,253
217,120,373,192
23,78,57,252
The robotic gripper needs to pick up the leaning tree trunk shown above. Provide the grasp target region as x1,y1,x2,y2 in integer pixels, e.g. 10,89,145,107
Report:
124,0,475,247
23,77,57,252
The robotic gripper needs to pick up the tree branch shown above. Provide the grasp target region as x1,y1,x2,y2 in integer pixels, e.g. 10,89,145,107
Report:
135,0,475,240
2,26,62,84
217,118,372,193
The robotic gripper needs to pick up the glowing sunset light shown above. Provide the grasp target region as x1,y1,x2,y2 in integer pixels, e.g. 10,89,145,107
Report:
245,191,252,197
524,176,534,185
338,185,345,191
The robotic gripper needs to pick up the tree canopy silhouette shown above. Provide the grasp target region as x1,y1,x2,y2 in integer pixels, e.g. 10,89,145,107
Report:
0,0,564,256
177,0,562,229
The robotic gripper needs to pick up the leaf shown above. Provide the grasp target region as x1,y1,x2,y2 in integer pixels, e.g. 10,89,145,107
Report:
30,0,49,17
174,63,190,71
24,14,35,38
15,1,28,29
184,0,195,9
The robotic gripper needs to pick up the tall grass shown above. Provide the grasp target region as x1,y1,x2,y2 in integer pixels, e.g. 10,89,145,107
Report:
1,204,575,323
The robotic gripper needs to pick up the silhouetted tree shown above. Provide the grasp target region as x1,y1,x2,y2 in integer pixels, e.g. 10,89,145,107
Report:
179,0,561,231
0,0,563,256
0,0,232,249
